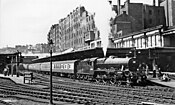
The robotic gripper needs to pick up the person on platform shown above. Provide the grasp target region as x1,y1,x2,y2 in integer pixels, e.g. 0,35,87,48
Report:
6,66,9,76
158,67,163,79
153,65,157,78
162,74,171,82
3,67,8,76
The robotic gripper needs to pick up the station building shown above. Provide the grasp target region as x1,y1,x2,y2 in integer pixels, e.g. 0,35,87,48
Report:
87,0,175,72
111,0,166,39
112,0,175,72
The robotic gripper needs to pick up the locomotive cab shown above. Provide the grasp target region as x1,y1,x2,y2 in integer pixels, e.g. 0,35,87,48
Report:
76,57,98,80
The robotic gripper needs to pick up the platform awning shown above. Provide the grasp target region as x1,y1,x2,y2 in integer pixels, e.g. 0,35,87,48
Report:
90,57,98,61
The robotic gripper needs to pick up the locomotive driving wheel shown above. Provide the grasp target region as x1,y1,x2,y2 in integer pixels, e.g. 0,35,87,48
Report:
95,78,100,83
109,78,115,85
117,81,122,86
126,78,131,87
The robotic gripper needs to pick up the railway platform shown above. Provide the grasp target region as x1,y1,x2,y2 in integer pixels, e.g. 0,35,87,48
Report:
0,73,53,93
0,74,24,84
0,74,47,89
147,74,175,88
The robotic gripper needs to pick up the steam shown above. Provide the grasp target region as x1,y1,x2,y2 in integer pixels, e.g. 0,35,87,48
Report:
79,0,116,56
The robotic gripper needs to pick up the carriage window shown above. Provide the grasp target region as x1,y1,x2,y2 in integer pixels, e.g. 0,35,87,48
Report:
64,65,67,69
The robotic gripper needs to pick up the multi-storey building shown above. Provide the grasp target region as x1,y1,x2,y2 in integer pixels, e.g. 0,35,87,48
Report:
48,24,59,52
48,6,97,53
111,0,166,39
35,43,49,53
112,0,175,72
113,0,175,49
160,0,175,27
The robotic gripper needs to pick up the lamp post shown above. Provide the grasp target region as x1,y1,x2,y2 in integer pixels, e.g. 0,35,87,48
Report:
48,39,54,105
16,50,19,77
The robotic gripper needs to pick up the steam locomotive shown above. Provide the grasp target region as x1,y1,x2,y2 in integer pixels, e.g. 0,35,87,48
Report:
23,56,147,85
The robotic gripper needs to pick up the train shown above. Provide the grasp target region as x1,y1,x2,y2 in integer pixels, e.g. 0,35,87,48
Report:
22,56,148,85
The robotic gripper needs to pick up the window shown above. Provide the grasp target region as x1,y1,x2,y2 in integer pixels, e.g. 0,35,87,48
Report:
149,19,152,24
158,10,160,15
91,43,95,48
149,10,152,15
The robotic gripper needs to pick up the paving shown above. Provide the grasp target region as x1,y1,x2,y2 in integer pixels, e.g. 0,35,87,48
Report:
147,74,175,88
0,74,48,89
0,74,24,84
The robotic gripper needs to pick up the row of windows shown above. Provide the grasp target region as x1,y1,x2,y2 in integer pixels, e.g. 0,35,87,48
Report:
86,15,94,22
61,23,94,42
62,37,85,49
115,35,163,48
90,41,101,48
41,63,73,70
61,14,93,30
59,15,94,34
148,9,160,15
62,11,80,25
61,21,94,36
53,63,71,69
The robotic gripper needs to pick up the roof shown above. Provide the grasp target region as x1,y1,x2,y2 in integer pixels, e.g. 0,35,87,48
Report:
31,47,134,63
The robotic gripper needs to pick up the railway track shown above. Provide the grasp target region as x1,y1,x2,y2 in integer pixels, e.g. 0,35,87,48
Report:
0,78,85,104
0,73,174,105
33,73,175,105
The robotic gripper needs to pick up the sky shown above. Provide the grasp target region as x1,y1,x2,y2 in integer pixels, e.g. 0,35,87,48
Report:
0,0,155,48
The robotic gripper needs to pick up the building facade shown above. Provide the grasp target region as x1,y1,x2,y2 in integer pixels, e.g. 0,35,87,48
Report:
112,0,175,49
160,0,175,27
48,6,98,53
114,25,164,49
111,0,166,39
35,43,49,53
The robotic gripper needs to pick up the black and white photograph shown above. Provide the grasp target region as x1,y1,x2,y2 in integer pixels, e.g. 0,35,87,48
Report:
0,0,175,105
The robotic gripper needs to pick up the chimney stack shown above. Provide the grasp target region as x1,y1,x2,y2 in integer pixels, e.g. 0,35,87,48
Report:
153,0,156,6
117,0,121,15
158,0,163,6
127,0,130,3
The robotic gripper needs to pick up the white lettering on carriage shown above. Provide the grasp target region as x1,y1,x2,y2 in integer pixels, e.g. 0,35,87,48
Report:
53,63,73,70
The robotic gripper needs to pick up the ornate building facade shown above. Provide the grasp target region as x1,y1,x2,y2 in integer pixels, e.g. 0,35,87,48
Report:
48,6,97,53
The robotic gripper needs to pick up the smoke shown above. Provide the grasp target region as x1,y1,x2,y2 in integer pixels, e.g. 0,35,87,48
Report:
79,0,116,56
